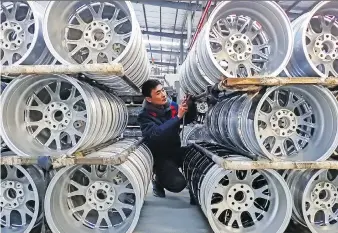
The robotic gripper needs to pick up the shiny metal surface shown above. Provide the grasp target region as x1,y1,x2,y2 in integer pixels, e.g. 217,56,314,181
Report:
207,85,338,161
44,139,153,233
180,1,293,95
1,1,54,66
0,75,128,157
43,1,149,93
287,2,338,78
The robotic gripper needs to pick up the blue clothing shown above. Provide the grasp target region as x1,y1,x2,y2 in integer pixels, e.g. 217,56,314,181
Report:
137,100,182,160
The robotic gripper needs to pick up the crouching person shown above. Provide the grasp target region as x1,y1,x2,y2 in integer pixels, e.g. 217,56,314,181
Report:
137,79,195,204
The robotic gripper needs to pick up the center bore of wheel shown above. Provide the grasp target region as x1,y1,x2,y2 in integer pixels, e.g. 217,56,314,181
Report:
44,102,72,130
226,34,253,61
1,21,24,50
226,183,254,211
53,110,64,122
7,30,17,41
87,181,115,211
84,21,112,50
234,191,245,202
7,188,17,199
270,109,297,137
314,34,337,61
96,189,107,200
233,41,246,53
0,181,25,210
318,190,329,200
93,29,105,41
311,182,338,210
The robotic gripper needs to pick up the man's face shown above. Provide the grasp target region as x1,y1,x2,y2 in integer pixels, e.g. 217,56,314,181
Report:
146,84,167,105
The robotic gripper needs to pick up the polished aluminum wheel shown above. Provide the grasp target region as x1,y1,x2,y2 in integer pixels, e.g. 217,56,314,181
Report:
45,139,153,233
287,2,338,77
43,1,150,92
0,75,128,157
207,85,338,161
0,164,44,233
180,1,293,95
286,169,338,233
0,1,53,66
183,142,292,233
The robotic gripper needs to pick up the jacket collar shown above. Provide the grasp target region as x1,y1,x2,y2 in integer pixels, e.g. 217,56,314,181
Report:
142,98,172,117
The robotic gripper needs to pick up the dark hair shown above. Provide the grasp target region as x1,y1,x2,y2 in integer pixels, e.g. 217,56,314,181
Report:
141,79,161,97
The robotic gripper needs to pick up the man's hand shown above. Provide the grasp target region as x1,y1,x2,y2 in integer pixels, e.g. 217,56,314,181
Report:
178,102,188,119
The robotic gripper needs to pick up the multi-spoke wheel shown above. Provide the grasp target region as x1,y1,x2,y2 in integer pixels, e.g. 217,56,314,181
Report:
43,1,149,93
0,75,128,157
286,169,338,233
287,1,338,77
183,142,292,233
0,1,53,66
180,1,293,95
45,139,153,233
0,164,44,233
207,85,338,161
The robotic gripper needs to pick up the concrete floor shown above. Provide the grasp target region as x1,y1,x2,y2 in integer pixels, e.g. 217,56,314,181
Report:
134,185,213,233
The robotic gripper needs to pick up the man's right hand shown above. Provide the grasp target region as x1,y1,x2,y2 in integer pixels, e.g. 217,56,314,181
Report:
178,102,188,119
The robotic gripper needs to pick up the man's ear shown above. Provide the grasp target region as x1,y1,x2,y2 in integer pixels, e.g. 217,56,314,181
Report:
145,97,152,103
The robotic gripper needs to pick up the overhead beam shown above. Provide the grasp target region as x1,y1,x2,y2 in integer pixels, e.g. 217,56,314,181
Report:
147,49,182,56
132,0,203,11
151,61,177,67
142,30,187,39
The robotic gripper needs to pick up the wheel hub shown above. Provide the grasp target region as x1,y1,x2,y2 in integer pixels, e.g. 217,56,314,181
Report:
313,34,338,61
44,102,72,130
196,102,208,114
0,21,24,51
226,34,253,62
87,181,115,211
311,182,338,210
226,183,254,211
270,109,297,137
0,180,25,210
84,21,112,50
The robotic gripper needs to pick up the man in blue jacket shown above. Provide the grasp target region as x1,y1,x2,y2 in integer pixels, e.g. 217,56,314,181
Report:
138,79,193,199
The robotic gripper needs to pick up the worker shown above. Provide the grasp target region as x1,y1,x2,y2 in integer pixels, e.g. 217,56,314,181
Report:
137,79,196,203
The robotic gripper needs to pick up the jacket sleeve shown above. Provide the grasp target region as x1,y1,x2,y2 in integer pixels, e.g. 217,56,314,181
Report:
138,112,181,142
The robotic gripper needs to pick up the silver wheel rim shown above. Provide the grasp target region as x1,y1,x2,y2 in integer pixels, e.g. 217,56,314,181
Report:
253,85,338,161
0,1,52,66
180,1,293,95
286,170,338,233
205,164,292,233
207,85,338,160
287,2,338,77
42,1,149,91
0,75,127,157
45,139,153,233
0,165,40,233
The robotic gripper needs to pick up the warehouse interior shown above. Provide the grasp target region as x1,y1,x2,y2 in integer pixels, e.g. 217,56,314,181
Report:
1,1,338,233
